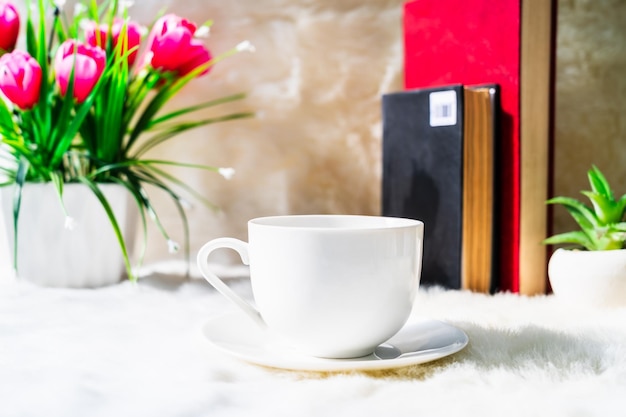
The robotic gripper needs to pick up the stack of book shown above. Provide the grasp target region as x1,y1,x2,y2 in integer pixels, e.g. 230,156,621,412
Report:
382,0,556,294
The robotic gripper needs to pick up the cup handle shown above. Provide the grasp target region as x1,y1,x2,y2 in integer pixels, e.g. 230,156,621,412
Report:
196,238,266,329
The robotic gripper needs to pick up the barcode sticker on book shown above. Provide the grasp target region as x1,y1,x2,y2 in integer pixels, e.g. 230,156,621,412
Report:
429,90,457,127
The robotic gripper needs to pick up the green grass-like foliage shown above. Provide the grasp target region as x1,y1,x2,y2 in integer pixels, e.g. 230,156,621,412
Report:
544,165,626,251
0,0,254,280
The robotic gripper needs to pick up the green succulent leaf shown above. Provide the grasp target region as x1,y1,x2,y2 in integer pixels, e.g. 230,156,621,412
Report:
543,231,594,251
588,165,614,200
616,194,626,221
595,234,624,250
612,222,626,232
546,196,598,230
545,166,626,250
580,191,621,225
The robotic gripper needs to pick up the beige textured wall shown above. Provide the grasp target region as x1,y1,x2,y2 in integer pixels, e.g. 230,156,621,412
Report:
553,0,626,236
8,0,626,267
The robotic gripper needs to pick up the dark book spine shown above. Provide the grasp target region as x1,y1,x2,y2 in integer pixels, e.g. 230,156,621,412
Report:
382,85,464,289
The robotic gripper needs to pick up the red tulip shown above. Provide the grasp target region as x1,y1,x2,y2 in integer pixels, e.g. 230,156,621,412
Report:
0,1,19,53
143,14,212,77
84,18,142,66
54,40,106,103
176,42,212,77
0,50,42,110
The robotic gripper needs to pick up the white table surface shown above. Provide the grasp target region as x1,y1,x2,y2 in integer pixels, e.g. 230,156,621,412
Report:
2,263,626,417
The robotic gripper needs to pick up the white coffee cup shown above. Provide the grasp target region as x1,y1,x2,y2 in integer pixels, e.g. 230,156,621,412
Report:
197,215,424,359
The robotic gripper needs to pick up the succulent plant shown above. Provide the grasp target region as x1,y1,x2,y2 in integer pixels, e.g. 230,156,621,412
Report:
544,165,626,251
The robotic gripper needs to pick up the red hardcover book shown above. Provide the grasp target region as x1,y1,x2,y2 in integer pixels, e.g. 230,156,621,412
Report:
403,0,556,294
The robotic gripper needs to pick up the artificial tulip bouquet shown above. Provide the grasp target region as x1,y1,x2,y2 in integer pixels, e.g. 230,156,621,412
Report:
0,0,254,280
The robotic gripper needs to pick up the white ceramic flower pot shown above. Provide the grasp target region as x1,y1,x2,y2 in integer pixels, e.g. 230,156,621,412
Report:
548,248,626,307
0,182,138,288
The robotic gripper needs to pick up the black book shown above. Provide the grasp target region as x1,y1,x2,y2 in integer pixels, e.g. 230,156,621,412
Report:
381,84,499,291
382,85,464,289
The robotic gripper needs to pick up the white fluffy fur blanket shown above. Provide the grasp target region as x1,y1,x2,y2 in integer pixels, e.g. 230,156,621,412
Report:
2,266,626,417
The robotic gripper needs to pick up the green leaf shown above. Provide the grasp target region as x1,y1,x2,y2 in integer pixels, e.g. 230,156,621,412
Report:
123,72,160,125
128,175,176,245
50,170,63,196
100,40,130,161
126,57,222,150
588,165,613,200
25,1,38,57
0,98,16,133
87,0,99,21
110,177,149,273
169,189,191,278
595,234,623,250
77,176,136,282
11,158,29,271
133,170,192,277
546,196,598,230
581,191,621,225
146,93,247,128
122,159,221,171
616,194,626,222
49,170,71,219
0,138,34,161
139,163,219,211
87,158,221,210
35,0,50,136
53,7,69,42
106,0,120,26
132,111,254,157
0,164,16,176
612,222,626,232
543,231,594,250
127,170,192,274
51,62,112,166
48,65,78,159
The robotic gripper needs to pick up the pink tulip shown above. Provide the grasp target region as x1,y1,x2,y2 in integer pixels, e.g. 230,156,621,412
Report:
84,18,142,66
54,40,106,103
142,14,212,77
0,50,42,110
0,1,19,53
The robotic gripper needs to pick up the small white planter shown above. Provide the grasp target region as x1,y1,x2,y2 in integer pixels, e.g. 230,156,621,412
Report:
1,182,137,288
548,248,626,307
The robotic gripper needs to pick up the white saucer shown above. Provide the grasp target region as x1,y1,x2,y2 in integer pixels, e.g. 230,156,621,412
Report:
200,312,469,372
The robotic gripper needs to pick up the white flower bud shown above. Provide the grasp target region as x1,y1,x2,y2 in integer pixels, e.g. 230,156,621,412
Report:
218,167,235,180
167,239,180,254
64,216,76,230
73,3,87,16
195,26,210,38
236,40,255,53
120,1,135,10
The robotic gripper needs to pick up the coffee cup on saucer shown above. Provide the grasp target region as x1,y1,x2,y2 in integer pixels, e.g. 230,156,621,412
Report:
197,214,424,359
